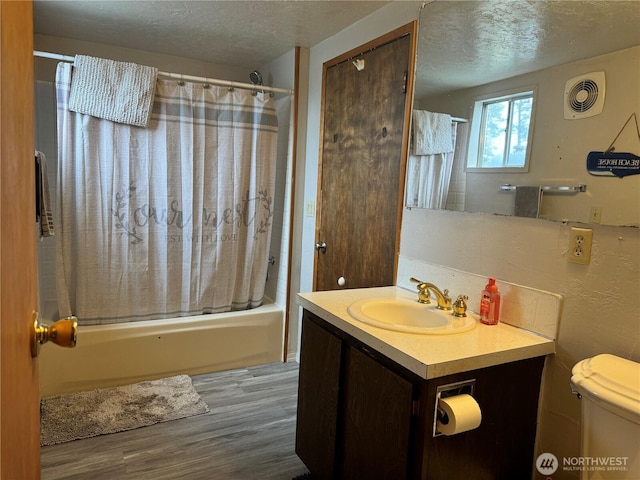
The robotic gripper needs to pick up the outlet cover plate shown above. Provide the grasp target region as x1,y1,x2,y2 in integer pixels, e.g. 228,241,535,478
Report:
568,227,593,265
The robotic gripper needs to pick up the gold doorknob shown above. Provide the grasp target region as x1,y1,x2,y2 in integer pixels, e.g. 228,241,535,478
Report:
31,312,78,357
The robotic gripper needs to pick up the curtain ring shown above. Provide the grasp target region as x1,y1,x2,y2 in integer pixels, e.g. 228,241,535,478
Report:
177,74,185,86
203,77,210,89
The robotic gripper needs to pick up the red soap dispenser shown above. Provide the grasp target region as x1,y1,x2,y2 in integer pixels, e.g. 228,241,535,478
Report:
480,277,500,325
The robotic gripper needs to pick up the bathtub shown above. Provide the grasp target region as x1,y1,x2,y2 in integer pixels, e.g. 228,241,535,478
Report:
39,304,285,396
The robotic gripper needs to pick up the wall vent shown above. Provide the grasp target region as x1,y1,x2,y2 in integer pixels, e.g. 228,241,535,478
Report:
564,72,606,119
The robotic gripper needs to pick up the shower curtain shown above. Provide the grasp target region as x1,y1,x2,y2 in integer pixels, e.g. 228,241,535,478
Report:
55,63,278,325
405,123,458,209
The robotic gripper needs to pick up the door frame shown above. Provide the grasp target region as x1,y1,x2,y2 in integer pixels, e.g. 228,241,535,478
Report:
312,21,417,291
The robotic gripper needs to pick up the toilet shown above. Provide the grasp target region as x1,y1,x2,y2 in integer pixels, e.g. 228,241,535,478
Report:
571,354,640,480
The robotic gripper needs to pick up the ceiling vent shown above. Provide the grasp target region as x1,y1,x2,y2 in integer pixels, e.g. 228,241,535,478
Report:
564,72,606,120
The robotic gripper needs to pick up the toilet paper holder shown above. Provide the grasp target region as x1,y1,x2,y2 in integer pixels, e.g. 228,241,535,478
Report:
433,379,476,437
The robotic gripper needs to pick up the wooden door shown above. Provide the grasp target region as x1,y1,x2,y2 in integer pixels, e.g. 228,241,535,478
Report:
315,24,416,291
0,1,41,478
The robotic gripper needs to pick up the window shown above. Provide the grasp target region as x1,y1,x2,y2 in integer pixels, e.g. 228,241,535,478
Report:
467,88,536,172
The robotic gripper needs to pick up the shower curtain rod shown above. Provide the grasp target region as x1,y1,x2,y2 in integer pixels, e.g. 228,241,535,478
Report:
34,50,294,95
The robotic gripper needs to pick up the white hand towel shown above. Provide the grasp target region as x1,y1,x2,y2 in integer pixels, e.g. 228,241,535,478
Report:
413,110,453,155
69,55,158,127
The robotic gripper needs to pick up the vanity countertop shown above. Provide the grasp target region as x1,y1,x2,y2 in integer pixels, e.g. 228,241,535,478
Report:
298,286,555,380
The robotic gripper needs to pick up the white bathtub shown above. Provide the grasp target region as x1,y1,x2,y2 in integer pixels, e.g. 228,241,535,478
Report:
39,304,285,396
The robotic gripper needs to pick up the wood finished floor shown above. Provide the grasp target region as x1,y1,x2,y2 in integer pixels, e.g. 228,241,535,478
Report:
41,361,309,480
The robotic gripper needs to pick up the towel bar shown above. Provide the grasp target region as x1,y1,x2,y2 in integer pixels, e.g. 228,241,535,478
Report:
500,184,587,193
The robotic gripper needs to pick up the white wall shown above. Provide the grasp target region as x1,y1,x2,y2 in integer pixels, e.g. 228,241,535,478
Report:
417,46,640,226
259,50,295,309
34,34,249,82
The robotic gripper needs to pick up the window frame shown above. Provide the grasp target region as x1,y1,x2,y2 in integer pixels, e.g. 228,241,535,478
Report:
466,86,537,173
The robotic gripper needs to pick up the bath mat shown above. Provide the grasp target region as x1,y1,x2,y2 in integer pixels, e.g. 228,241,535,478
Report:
40,375,209,446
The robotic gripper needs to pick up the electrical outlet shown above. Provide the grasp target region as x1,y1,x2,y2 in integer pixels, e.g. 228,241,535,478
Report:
568,227,593,265
590,206,602,224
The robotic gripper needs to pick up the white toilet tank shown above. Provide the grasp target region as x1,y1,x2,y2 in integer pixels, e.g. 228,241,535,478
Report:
571,354,640,480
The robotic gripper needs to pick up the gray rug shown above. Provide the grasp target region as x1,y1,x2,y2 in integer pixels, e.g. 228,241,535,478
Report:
40,375,209,446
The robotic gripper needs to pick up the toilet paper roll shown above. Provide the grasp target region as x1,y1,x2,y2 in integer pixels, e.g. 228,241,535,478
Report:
436,393,482,436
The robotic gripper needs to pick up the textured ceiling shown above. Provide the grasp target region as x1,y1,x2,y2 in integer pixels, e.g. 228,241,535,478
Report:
33,1,391,68
417,0,640,97
33,1,640,98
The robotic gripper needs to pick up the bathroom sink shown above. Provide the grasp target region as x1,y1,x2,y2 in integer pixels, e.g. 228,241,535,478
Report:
347,297,476,335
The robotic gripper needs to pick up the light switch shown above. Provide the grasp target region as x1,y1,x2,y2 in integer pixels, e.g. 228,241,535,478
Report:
305,201,315,217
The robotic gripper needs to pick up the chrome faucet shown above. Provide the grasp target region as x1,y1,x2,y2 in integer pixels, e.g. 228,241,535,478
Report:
410,277,452,310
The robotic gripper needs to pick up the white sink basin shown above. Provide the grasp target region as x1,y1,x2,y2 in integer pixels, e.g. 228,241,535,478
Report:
347,297,476,335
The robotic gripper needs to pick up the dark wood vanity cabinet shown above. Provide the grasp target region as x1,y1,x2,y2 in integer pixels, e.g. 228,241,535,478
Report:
295,310,546,480
340,344,414,479
295,315,342,479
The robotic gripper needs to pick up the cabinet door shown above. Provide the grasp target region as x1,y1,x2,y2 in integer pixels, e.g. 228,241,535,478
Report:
340,345,414,480
295,313,342,479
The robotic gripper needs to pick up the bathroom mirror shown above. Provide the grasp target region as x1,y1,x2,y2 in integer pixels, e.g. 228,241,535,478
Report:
412,0,640,226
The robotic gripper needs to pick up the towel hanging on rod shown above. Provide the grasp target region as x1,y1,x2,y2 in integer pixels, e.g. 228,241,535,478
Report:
33,50,294,96
35,150,54,238
69,55,158,127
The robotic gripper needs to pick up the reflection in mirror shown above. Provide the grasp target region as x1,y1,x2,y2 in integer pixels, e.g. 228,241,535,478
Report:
465,88,535,172
410,0,640,226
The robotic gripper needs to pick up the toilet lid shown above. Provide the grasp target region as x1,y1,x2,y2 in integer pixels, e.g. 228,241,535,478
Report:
571,354,640,424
